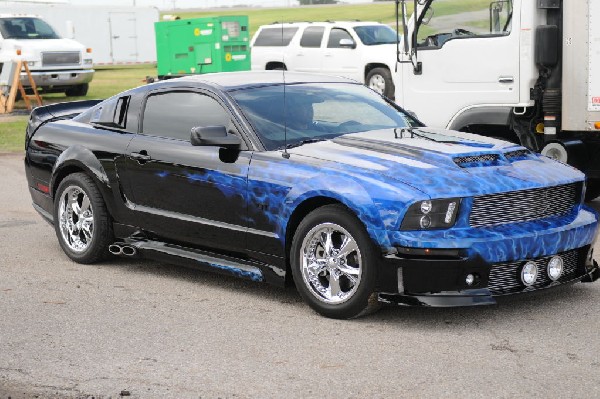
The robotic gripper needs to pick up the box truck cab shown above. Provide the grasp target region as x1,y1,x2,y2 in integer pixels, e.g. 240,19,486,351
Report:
0,14,94,96
394,0,600,198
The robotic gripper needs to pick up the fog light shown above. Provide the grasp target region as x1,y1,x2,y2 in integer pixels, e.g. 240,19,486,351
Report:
419,215,431,228
420,200,432,214
521,261,538,286
465,274,475,286
547,256,563,281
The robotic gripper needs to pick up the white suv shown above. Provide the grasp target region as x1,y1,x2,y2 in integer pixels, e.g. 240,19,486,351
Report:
250,21,398,99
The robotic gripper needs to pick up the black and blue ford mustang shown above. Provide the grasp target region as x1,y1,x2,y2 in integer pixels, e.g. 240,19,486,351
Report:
25,72,599,318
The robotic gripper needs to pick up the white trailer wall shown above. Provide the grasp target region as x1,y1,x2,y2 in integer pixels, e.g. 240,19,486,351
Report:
0,3,159,65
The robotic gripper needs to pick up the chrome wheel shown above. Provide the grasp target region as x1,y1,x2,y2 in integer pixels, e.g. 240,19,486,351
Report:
58,185,94,253
368,74,386,95
300,222,362,304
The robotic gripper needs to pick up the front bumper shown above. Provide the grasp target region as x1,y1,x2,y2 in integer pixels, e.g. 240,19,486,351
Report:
375,207,600,307
376,245,599,307
21,69,94,88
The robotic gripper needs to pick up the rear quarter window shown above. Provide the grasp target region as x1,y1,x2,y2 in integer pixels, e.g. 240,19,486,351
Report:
253,27,298,46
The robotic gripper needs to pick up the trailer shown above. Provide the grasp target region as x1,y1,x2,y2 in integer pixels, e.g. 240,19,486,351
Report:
0,2,159,65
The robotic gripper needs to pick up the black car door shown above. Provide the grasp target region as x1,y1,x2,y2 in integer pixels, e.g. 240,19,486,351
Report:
119,89,251,254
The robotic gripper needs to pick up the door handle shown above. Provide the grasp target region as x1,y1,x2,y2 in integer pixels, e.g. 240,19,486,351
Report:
498,76,514,84
131,150,151,164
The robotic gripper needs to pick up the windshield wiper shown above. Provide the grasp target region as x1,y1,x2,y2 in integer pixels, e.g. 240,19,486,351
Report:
281,138,327,149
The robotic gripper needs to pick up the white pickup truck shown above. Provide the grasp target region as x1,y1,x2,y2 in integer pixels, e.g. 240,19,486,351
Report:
250,21,399,99
0,14,94,96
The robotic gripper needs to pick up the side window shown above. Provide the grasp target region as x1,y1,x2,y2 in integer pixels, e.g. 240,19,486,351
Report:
253,27,298,46
142,92,231,141
327,28,353,48
417,0,513,48
300,26,325,48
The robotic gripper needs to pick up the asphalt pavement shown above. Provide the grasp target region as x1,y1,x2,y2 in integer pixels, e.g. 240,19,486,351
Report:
1,152,600,398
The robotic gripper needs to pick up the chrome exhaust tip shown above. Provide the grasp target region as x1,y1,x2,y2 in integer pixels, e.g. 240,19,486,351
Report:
108,244,123,255
121,246,137,256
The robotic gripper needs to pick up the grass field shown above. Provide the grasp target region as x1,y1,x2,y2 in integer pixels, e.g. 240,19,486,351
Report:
172,0,490,36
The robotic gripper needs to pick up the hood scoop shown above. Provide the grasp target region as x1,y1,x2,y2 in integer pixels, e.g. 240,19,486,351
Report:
453,153,502,168
504,149,533,161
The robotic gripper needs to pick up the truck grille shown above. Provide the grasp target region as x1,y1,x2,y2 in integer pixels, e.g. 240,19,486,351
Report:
488,249,580,295
469,183,579,228
42,51,80,66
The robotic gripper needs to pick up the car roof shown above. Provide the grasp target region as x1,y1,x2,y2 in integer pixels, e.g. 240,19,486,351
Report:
177,71,359,91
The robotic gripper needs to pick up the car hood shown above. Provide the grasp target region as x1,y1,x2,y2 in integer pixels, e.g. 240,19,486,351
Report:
287,127,584,198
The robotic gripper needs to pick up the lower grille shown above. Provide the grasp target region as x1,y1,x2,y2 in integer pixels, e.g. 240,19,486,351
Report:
488,249,580,295
42,51,80,66
470,183,579,228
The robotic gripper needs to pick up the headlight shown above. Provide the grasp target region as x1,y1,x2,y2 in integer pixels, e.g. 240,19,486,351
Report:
400,198,461,230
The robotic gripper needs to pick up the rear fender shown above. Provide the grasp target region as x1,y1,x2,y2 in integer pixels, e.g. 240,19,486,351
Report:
51,145,110,200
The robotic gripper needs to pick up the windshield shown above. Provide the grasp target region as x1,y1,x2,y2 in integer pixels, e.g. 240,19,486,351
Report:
353,25,398,45
231,82,414,150
0,17,60,40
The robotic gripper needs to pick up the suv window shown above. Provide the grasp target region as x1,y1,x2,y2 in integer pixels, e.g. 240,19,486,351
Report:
327,28,353,48
253,27,299,46
300,26,325,48
417,0,513,48
142,92,230,141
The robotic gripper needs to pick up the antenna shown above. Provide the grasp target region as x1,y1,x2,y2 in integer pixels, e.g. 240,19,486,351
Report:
281,21,290,159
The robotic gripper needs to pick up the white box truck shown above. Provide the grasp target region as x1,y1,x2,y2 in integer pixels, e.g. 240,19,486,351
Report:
394,0,600,198
0,14,93,96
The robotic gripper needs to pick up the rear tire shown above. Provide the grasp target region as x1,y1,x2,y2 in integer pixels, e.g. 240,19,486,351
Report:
366,67,395,99
290,204,381,319
54,173,113,264
65,83,89,97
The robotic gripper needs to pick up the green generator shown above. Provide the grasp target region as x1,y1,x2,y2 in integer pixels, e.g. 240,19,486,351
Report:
154,16,250,78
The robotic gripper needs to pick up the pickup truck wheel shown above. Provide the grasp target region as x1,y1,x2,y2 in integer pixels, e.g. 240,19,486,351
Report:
366,67,394,99
65,83,89,97
290,204,381,319
54,173,112,264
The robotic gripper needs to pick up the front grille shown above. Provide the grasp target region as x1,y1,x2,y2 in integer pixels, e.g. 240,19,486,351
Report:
488,249,580,295
470,183,579,228
454,154,500,167
42,51,80,66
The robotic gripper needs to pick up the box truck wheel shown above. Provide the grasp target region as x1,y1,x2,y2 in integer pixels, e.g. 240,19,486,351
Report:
541,142,568,163
65,84,89,97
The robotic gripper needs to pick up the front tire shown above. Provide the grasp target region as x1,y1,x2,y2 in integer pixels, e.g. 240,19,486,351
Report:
366,67,395,99
291,204,380,319
54,173,113,263
65,83,89,97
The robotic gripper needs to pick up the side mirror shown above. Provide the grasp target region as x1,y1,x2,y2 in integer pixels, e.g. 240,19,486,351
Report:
190,125,241,149
339,38,356,49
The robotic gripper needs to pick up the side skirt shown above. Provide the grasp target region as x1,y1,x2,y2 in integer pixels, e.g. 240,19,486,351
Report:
114,237,286,285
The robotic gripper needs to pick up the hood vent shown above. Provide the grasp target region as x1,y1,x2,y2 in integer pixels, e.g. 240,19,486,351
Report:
504,149,532,161
453,154,501,168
